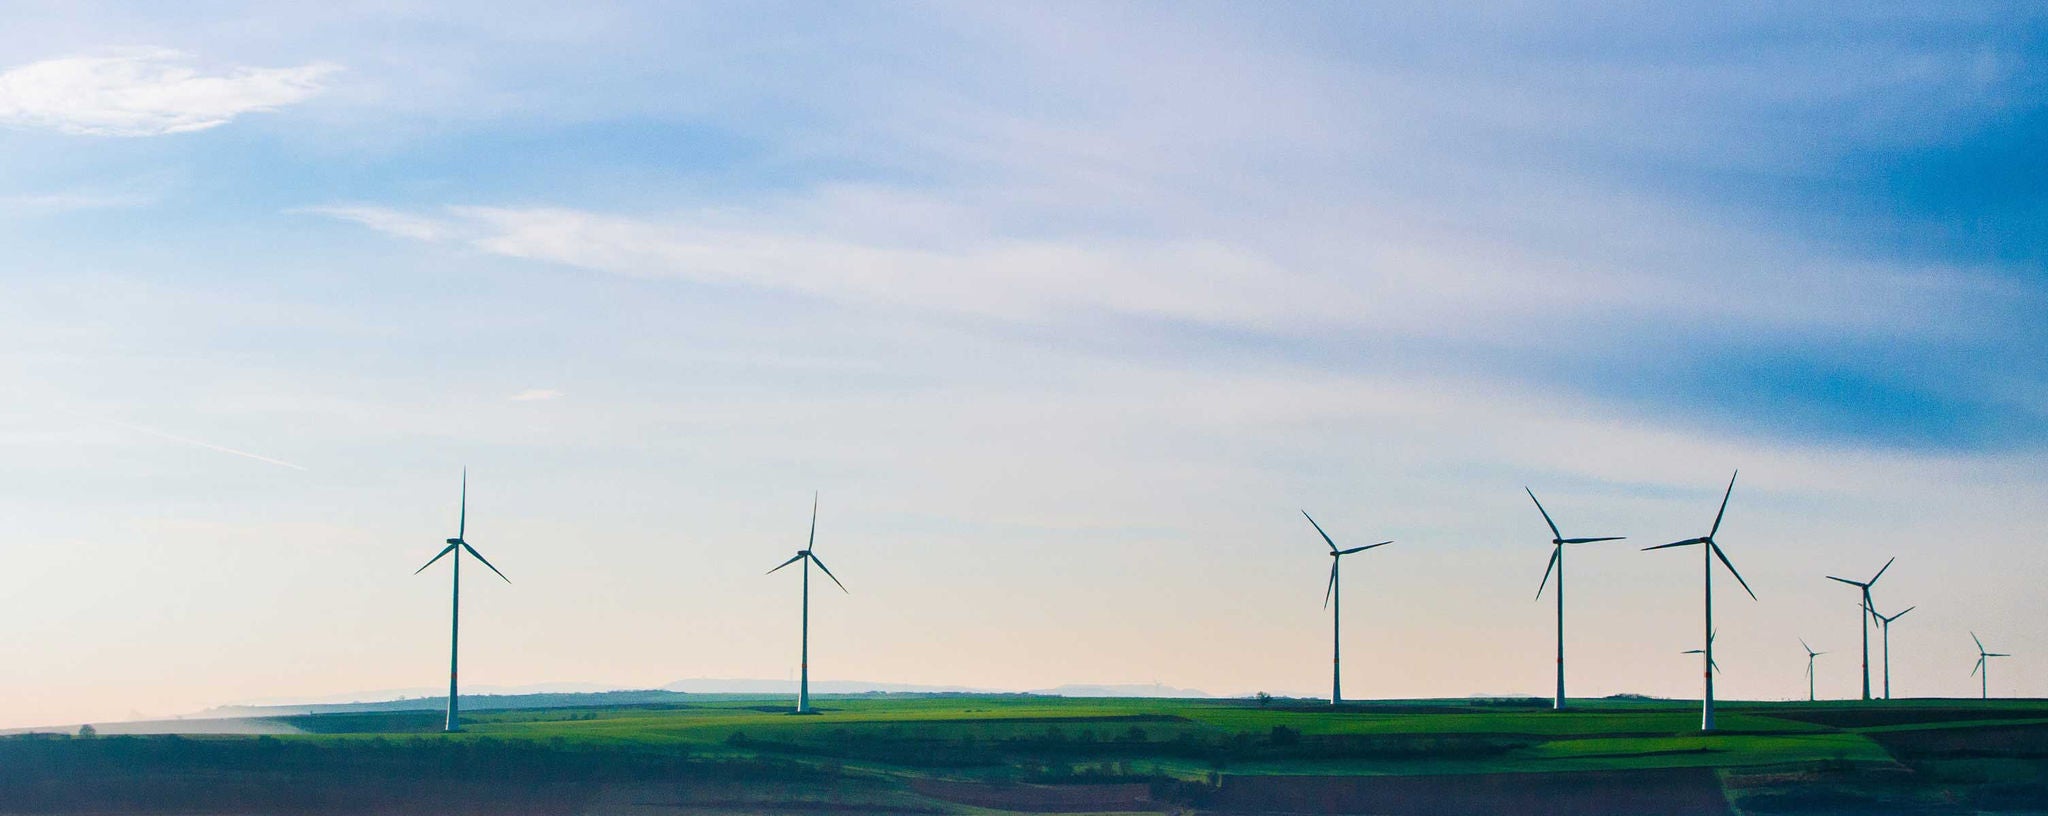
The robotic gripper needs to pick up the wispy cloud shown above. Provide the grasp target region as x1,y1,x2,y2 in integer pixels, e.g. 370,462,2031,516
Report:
108,420,307,471
510,389,564,402
0,190,155,215
293,204,448,241
309,199,1998,345
0,48,338,136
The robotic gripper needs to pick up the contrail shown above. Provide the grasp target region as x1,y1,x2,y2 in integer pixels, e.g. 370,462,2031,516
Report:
108,420,308,471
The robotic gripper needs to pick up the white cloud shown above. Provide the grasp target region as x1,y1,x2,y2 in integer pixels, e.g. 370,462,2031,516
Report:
510,389,564,402
308,199,2001,346
0,48,338,136
295,205,449,241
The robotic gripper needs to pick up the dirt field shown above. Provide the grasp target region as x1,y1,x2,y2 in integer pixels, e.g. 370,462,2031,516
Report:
909,779,1154,813
1208,768,1731,816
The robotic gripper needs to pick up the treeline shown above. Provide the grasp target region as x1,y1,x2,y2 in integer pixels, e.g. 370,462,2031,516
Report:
0,733,822,814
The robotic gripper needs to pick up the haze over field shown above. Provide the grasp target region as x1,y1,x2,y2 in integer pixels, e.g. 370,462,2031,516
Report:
0,3,2044,730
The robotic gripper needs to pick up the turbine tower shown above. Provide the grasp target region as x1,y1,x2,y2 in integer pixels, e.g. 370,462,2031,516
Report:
1302,511,1390,706
1800,639,1825,702
767,493,846,715
412,469,510,733
1825,557,1894,701
1527,488,1624,711
1644,471,1755,732
1971,632,2009,700
1871,605,1914,701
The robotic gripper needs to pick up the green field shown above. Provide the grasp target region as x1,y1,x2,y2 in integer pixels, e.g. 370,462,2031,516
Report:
7,694,2048,814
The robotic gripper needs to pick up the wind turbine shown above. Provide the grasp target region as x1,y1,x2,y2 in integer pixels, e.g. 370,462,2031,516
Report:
1800,639,1825,702
1302,511,1390,706
767,493,846,715
1528,488,1624,711
1644,471,1755,732
1971,632,2009,700
1825,557,1894,701
1872,605,1914,700
1683,630,1722,675
412,469,510,733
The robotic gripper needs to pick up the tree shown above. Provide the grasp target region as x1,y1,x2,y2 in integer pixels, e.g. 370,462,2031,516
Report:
76,724,96,738
1254,691,1272,707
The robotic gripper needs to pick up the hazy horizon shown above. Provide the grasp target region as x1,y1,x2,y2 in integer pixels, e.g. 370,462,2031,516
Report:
1,2,2044,730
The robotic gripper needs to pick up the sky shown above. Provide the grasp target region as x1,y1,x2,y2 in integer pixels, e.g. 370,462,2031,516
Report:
0,2,2044,729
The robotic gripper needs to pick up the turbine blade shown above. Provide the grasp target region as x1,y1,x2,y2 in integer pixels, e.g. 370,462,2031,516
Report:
462,542,510,584
1973,658,1983,676
1561,536,1624,544
1682,649,1704,655
1322,562,1338,608
1800,637,1813,655
1526,488,1561,540
1869,556,1895,586
1712,543,1757,600
414,543,457,575
1535,547,1559,601
1338,541,1392,555
1990,653,2011,657
1642,538,1702,551
1825,576,1866,587
1708,470,1737,539
458,467,468,541
809,553,848,593
808,492,819,552
1896,606,1916,619
1973,631,1985,652
766,553,804,575
1302,511,1338,552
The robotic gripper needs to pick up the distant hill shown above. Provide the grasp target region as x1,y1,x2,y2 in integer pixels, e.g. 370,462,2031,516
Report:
200,689,694,718
192,679,1217,719
660,678,989,695
1030,683,1212,698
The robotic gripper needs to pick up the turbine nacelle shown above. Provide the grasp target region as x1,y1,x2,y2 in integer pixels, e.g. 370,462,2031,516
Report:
1526,488,1624,601
1302,511,1390,609
1971,632,2010,675
766,496,847,592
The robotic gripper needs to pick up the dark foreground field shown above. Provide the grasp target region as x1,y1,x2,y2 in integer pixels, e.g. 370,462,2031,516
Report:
6,695,2048,815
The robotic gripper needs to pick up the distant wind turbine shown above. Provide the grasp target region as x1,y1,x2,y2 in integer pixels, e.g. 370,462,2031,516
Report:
1825,557,1894,701
1527,488,1624,711
1302,511,1390,706
412,469,510,732
1683,630,1722,675
1644,471,1756,732
1800,639,1826,702
1871,605,1914,701
1971,632,2009,700
767,493,846,715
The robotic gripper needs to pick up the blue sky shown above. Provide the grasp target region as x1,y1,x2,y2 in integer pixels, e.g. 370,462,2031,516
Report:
0,2,2044,727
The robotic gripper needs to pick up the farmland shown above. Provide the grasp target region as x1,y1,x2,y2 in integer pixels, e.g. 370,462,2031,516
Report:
5,694,2048,814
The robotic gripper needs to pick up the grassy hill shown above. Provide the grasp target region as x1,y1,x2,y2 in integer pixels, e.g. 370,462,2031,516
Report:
5,695,2047,814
